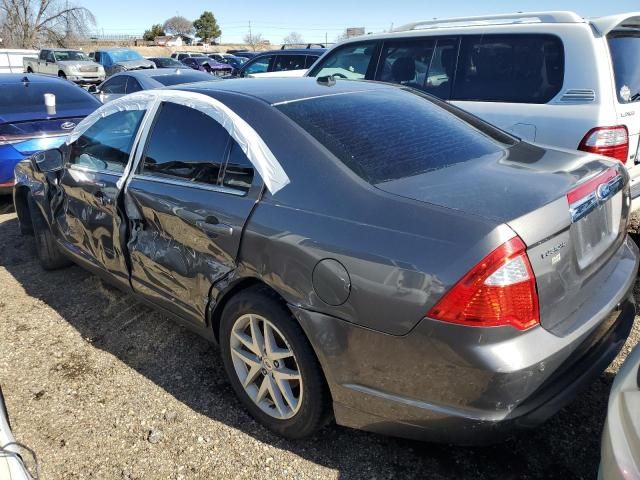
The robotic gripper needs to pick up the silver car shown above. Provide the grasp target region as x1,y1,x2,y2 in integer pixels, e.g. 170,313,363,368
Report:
89,68,215,103
600,343,640,479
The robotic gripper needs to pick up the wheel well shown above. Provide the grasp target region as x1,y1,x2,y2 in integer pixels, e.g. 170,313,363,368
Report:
209,277,285,341
58,70,66,77
14,186,32,234
26,66,33,73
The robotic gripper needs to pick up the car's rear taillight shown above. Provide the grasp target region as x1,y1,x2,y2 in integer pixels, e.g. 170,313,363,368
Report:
427,236,539,331
578,126,629,163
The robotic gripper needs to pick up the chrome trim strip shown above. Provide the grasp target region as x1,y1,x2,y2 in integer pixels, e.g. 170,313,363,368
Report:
67,164,121,178
569,174,624,223
130,173,245,196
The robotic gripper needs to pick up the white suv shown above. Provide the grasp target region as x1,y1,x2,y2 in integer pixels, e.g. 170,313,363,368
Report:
307,11,640,209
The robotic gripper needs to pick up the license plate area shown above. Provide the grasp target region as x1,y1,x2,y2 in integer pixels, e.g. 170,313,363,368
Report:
573,191,622,269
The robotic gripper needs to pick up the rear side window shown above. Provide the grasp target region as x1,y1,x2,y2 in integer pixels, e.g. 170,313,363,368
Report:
274,55,306,71
101,76,127,94
452,34,564,103
69,110,145,173
141,102,230,186
222,140,254,193
305,55,319,68
277,89,504,184
309,42,377,79
608,32,640,103
376,39,435,85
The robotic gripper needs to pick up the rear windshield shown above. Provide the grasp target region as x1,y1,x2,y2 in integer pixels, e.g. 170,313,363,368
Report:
152,71,213,86
608,32,640,103
0,82,99,115
277,88,506,184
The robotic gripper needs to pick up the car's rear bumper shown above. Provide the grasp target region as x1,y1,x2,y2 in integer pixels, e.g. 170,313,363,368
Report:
293,235,638,445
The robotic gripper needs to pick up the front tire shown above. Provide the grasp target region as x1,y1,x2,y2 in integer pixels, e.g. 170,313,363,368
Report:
220,287,330,439
27,195,70,270
58,71,67,79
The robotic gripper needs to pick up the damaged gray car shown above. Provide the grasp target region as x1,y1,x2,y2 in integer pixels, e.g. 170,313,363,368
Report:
12,78,639,444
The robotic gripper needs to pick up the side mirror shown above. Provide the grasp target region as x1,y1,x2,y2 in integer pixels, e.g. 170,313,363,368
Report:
88,85,99,94
32,148,64,173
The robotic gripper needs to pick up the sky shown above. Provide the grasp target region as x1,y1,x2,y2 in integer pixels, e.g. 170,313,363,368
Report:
79,0,640,44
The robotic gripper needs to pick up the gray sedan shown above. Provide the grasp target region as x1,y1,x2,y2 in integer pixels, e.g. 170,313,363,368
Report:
13,78,638,444
89,68,216,103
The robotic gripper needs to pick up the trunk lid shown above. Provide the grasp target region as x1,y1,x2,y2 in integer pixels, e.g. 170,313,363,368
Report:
376,142,631,335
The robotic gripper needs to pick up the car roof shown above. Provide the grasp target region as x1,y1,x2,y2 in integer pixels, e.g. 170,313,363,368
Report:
45,48,82,51
95,48,134,52
253,48,326,56
0,73,71,85
172,77,394,105
113,68,189,78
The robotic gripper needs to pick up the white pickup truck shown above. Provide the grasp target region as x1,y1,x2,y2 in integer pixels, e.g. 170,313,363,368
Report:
23,48,105,85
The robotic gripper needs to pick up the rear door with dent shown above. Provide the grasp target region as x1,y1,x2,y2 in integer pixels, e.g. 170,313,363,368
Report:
124,100,262,325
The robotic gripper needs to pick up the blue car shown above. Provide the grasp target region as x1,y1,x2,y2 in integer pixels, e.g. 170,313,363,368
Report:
0,74,100,194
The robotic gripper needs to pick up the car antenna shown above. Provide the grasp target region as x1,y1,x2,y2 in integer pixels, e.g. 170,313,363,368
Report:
316,75,336,87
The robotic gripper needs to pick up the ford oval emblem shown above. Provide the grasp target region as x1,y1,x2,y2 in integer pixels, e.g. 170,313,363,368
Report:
60,121,76,130
596,182,611,202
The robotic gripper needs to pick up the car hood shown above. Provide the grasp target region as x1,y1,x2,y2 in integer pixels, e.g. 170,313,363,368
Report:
116,59,155,70
375,142,617,224
57,60,102,69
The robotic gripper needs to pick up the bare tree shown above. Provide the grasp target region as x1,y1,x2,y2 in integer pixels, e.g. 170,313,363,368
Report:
243,31,264,51
163,15,194,37
282,31,304,46
0,0,95,48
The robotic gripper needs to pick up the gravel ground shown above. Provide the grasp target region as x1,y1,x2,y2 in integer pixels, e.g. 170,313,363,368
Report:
0,197,638,480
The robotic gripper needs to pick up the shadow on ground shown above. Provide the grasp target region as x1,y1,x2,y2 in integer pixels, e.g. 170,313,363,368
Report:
0,197,623,479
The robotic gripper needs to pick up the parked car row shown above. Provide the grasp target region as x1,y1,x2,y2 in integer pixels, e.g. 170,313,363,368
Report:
1,10,639,480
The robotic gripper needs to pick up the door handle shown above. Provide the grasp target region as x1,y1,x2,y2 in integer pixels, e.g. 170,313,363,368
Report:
196,215,233,237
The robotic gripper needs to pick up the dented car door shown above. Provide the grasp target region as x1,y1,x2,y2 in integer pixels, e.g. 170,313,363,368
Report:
54,109,146,288
123,101,261,325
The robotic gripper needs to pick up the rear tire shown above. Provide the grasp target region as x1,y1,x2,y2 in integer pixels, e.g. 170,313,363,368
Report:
27,195,70,270
219,286,330,439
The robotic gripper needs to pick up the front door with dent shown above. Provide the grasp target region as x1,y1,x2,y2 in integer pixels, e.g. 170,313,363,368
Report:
54,109,146,288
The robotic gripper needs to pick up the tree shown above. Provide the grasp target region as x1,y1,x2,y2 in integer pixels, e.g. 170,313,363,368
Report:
193,11,220,44
243,31,264,51
143,24,165,41
0,0,95,48
163,15,193,37
283,31,304,46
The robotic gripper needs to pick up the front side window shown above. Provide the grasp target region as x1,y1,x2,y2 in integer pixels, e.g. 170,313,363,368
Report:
273,55,306,71
69,110,145,173
309,42,377,80
608,32,640,103
140,102,230,186
243,56,273,75
452,34,564,103
101,76,127,94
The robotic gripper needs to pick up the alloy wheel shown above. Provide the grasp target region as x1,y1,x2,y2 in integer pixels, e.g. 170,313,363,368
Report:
229,314,303,419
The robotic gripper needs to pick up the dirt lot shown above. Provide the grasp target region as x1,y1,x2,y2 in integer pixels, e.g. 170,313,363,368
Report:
0,197,638,480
